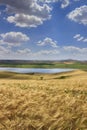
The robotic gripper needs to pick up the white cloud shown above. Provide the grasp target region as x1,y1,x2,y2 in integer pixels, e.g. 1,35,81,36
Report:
39,0,59,3
61,46,87,60
37,37,58,48
0,0,52,28
67,5,87,25
7,14,44,28
0,0,51,18
40,0,70,8
74,34,87,43
35,49,59,55
27,49,60,60
73,34,80,39
83,39,87,42
0,32,29,46
63,46,87,54
77,36,84,41
0,46,10,54
0,44,87,60
63,46,81,52
61,0,70,8
17,48,31,54
0,0,81,29
0,0,79,29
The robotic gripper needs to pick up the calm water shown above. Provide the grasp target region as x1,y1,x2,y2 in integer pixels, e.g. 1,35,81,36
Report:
0,67,74,74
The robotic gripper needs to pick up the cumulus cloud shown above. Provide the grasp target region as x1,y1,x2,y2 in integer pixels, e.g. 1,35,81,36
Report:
39,0,59,3
37,37,58,48
73,34,80,39
83,39,87,42
7,14,44,28
67,5,87,25
61,0,70,8
0,0,80,29
0,0,51,28
35,49,59,55
17,48,31,54
0,45,10,54
74,34,87,43
11,46,87,60
0,32,29,46
61,45,87,60
40,0,70,8
77,36,84,41
0,44,87,60
63,46,87,54
63,46,81,52
40,0,81,8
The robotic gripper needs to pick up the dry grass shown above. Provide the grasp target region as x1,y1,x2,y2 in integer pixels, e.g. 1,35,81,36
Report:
0,70,87,130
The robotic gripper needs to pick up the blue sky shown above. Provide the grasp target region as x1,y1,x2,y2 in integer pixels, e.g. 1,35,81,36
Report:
0,0,87,60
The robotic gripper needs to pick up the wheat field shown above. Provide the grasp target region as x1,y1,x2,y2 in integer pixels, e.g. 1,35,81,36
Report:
0,70,87,130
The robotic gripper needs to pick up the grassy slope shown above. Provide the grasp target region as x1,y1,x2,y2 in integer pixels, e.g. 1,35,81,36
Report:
0,62,87,69
0,70,87,130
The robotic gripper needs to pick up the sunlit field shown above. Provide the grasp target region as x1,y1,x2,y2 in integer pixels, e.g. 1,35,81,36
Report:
0,70,87,130
0,61,87,69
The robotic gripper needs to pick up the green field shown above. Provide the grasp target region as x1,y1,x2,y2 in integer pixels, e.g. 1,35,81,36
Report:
0,61,87,69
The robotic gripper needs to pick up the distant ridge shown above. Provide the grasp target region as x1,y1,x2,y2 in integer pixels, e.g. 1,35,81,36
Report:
0,59,87,64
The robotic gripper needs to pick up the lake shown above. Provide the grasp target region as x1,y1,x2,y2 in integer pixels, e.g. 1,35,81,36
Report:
0,67,75,74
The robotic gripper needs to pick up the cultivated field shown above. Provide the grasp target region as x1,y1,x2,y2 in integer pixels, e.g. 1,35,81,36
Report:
0,70,87,130
0,61,87,69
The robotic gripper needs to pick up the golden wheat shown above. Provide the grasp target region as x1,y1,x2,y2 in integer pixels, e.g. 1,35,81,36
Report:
0,70,87,130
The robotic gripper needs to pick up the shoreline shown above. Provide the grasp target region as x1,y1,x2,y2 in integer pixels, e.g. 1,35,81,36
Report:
0,70,83,80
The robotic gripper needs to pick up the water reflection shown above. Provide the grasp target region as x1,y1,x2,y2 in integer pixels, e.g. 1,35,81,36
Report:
0,67,74,74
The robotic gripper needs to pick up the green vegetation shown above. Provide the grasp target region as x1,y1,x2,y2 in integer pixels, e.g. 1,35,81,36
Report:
0,61,87,69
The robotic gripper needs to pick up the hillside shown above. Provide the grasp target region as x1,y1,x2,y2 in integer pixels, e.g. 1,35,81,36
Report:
0,70,87,129
0,60,87,69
